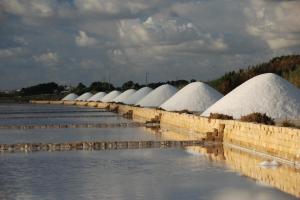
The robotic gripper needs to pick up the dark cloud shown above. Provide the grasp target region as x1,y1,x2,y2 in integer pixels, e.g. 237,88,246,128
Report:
0,0,300,90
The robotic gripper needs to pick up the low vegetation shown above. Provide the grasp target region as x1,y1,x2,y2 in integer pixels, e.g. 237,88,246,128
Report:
208,113,233,120
240,113,275,125
281,119,297,128
176,110,193,114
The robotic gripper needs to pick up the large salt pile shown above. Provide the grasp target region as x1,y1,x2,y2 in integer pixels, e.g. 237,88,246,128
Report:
61,93,78,101
87,92,107,102
75,92,93,101
123,87,153,105
136,84,178,108
112,89,136,103
101,90,121,102
201,73,300,119
160,82,223,112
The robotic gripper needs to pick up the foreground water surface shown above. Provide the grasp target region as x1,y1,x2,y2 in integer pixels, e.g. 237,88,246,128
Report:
0,103,298,200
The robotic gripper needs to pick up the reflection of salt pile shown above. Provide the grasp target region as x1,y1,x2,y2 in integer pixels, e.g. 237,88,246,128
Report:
259,160,281,169
136,84,178,108
161,82,223,112
87,92,107,102
202,73,300,119
123,87,153,105
101,90,121,102
75,92,93,101
61,93,78,101
112,89,136,103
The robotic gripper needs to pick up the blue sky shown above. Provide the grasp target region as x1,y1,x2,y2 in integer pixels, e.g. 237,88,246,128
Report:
1,0,300,89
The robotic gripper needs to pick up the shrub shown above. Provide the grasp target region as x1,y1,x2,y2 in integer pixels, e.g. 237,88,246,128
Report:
281,120,297,128
240,113,275,125
176,110,193,114
209,113,233,120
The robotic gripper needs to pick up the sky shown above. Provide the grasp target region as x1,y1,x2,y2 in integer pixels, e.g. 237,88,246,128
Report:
0,0,300,90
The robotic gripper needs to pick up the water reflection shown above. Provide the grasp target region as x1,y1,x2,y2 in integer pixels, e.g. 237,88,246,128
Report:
0,103,100,114
144,126,206,141
0,149,296,200
223,145,300,198
184,144,300,198
143,127,300,198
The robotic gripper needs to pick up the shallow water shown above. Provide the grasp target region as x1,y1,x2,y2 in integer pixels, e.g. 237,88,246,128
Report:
0,103,298,199
0,116,130,126
0,149,297,200
0,127,162,144
0,104,129,125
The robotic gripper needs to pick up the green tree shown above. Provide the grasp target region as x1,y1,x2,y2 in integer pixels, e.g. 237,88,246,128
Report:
20,82,64,96
88,81,115,92
72,82,87,95
121,81,140,90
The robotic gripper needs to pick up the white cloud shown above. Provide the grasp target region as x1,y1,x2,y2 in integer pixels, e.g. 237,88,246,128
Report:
0,47,25,59
79,59,102,69
33,52,59,65
14,36,28,46
118,19,151,45
267,38,300,50
74,0,159,17
245,0,300,50
2,0,300,90
2,0,55,18
117,16,228,56
112,49,123,56
75,0,124,14
75,31,98,47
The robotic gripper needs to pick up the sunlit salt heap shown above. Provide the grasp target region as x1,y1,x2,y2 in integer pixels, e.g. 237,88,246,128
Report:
160,82,223,112
101,90,121,102
123,87,153,105
61,93,78,101
75,92,93,101
112,89,136,103
136,84,178,108
87,92,107,102
201,73,300,119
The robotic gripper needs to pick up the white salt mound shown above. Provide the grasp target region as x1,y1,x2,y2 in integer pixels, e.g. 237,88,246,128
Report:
136,84,178,108
160,82,223,112
123,87,153,105
75,92,93,101
87,92,107,102
112,89,136,103
101,90,121,102
62,93,78,101
201,73,300,119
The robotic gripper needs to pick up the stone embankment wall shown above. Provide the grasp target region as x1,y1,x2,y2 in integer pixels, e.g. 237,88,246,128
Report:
223,121,300,163
31,100,300,164
115,104,300,164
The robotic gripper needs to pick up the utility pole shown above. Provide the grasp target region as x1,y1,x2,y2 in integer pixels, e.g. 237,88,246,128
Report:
107,64,111,90
145,72,149,85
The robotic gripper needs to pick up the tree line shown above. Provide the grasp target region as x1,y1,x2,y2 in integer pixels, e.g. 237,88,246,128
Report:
208,55,300,94
6,54,300,98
